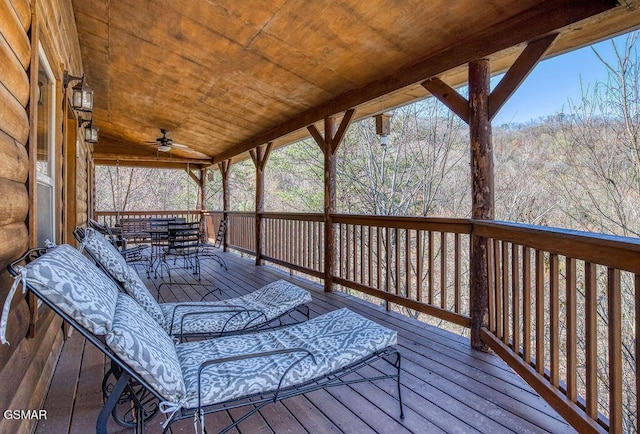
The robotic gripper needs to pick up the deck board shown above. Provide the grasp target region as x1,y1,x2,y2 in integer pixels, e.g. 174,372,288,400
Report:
36,251,575,433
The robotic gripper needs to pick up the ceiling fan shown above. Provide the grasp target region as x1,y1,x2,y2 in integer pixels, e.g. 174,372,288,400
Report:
145,128,191,152
143,129,210,159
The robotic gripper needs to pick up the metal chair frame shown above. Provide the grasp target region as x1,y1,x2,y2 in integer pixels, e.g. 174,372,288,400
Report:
8,248,404,434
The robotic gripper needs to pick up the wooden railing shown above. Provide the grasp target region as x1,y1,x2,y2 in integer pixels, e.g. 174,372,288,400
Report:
226,211,255,254
262,213,324,278
95,210,202,227
332,215,471,327
475,221,640,433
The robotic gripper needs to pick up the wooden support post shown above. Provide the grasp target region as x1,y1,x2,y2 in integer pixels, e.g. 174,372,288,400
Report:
249,143,272,265
469,59,493,351
422,38,553,351
218,159,231,252
308,109,355,292
199,168,207,212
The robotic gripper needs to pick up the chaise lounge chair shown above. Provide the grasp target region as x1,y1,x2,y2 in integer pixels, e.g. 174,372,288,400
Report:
75,227,312,339
5,245,404,433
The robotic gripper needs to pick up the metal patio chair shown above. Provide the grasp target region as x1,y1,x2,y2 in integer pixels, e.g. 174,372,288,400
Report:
74,227,312,339
199,218,228,270
5,245,404,434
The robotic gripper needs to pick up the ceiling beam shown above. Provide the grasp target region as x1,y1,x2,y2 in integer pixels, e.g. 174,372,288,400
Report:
212,0,616,164
489,34,558,119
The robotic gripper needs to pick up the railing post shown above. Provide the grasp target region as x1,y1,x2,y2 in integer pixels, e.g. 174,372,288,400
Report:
250,143,272,265
218,159,231,252
324,116,337,292
469,59,493,351
308,110,355,293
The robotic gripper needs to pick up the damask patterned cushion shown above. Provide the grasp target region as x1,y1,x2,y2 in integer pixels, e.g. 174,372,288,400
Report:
23,244,119,335
81,227,130,284
107,293,186,402
122,265,166,327
159,280,312,336
175,308,397,408
82,227,166,327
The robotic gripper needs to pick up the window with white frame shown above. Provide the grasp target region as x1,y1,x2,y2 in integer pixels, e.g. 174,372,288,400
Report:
36,46,56,246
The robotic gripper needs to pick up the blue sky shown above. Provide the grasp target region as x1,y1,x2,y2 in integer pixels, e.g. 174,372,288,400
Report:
492,34,631,125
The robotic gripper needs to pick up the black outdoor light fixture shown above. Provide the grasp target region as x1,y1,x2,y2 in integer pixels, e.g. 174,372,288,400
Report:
375,112,392,147
63,71,94,112
80,118,99,144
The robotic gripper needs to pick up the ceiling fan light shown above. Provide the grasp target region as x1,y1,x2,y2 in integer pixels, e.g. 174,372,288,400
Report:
158,144,171,152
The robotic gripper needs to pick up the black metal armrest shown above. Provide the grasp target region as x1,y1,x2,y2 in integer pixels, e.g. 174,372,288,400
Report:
196,348,317,409
167,303,245,336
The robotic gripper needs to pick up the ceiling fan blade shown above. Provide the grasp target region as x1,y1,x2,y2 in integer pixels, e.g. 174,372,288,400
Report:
171,142,190,149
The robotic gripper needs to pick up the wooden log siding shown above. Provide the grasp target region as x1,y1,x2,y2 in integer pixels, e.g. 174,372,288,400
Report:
1,0,83,432
0,2,32,424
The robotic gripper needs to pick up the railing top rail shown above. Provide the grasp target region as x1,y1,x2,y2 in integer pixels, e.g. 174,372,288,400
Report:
225,211,255,216
95,210,199,216
332,214,472,233
474,220,640,273
261,212,324,221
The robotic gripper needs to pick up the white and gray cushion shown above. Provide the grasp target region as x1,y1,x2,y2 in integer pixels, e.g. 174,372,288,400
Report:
107,293,186,402
81,227,131,284
122,265,166,326
175,308,397,408
159,280,312,335
81,228,166,326
22,244,119,335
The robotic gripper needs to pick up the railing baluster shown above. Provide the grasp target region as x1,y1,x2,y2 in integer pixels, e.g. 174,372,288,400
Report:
608,267,622,433
406,229,411,299
395,227,400,296
523,246,531,364
428,231,434,305
385,226,391,304
494,239,503,339
636,274,640,430
368,226,372,287
512,243,520,354
455,232,460,314
585,262,598,419
417,230,423,303
566,257,577,402
361,225,365,285
502,240,509,346
377,226,382,290
550,253,559,387
441,232,447,310
535,249,544,376
488,239,495,333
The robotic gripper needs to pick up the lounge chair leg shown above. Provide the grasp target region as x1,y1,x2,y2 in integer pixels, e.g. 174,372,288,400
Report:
97,371,131,434
396,351,405,419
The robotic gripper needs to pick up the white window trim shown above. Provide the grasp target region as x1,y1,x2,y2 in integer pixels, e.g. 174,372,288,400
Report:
36,44,56,188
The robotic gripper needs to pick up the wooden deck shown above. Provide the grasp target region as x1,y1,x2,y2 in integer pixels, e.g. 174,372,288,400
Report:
34,251,575,434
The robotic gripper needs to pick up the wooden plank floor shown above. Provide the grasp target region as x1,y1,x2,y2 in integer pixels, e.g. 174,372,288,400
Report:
35,251,575,434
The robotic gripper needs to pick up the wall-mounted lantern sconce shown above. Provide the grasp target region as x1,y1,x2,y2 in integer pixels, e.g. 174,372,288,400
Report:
63,71,94,112
375,112,392,147
80,118,99,143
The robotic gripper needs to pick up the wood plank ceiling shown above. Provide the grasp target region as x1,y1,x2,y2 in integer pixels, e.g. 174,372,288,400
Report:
71,0,640,168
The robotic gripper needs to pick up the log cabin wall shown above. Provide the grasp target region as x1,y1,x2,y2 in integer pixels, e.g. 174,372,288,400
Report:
0,0,85,432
